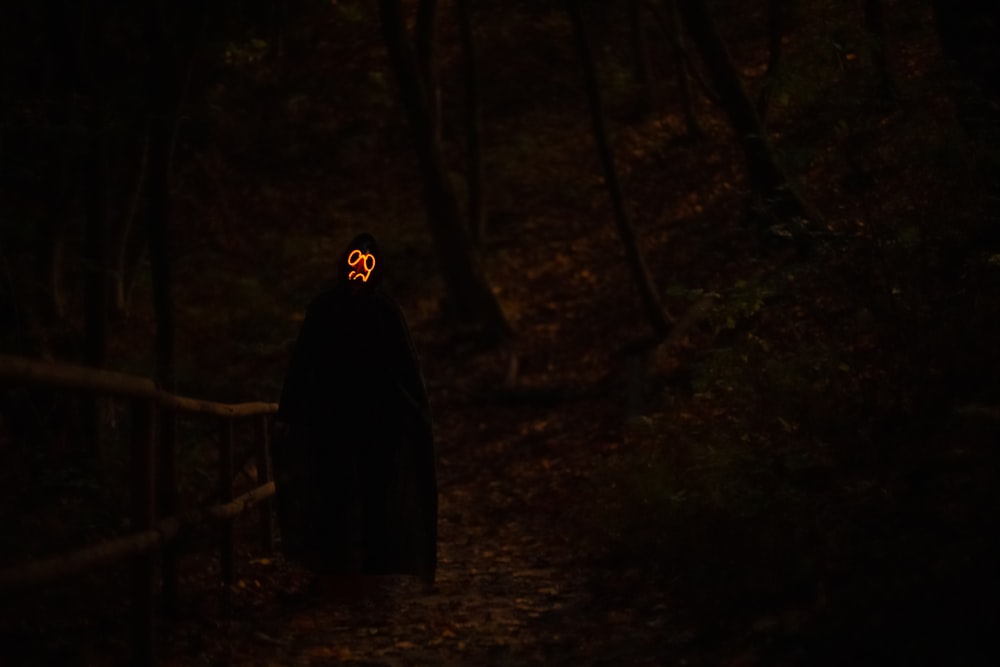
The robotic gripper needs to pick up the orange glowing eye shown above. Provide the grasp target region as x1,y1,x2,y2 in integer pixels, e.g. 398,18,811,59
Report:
347,249,376,282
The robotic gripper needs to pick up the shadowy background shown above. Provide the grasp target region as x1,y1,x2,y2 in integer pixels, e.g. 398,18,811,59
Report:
1,0,998,664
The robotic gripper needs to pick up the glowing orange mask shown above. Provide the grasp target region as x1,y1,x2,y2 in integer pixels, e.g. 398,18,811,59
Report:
347,249,376,282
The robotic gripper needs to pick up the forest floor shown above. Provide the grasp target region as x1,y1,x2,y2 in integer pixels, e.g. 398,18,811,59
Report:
3,2,1000,665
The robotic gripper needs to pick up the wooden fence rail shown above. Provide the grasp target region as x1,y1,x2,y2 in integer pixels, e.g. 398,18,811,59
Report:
0,354,276,416
0,354,279,667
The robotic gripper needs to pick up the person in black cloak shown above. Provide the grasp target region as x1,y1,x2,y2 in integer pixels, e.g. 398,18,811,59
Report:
273,232,437,595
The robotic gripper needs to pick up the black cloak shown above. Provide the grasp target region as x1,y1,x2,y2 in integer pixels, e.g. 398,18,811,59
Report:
274,233,436,582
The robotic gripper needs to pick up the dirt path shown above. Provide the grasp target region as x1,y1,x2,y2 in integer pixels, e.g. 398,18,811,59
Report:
152,392,671,666
204,494,591,665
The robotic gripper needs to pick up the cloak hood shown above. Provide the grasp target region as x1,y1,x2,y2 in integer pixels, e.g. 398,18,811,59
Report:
338,232,384,289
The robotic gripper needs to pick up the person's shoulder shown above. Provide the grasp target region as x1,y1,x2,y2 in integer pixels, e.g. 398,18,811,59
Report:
370,289,409,319
370,286,401,306
306,284,404,321
306,286,344,311
295,288,342,329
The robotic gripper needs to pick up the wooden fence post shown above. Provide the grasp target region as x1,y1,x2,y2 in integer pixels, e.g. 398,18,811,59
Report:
255,415,274,553
131,399,156,667
219,417,235,586
158,408,178,614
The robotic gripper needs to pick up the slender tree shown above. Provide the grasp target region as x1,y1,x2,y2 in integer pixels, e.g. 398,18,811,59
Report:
112,136,149,316
82,146,109,373
567,0,672,338
82,0,110,370
147,1,174,394
628,0,653,118
77,0,113,463
415,0,441,140
146,0,176,618
145,0,205,615
40,173,72,327
863,0,896,102
37,0,81,333
666,0,708,137
645,0,706,137
932,0,1000,254
757,0,786,122
82,125,110,462
932,0,1000,99
377,0,511,341
676,0,811,222
457,0,486,244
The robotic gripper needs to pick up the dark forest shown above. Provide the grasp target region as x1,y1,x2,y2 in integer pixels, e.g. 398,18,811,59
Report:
1,0,999,664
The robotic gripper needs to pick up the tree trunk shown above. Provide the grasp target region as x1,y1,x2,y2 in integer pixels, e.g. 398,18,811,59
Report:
83,141,108,372
567,0,672,338
676,0,810,222
146,1,204,614
113,136,149,316
666,0,705,138
757,0,786,122
646,0,705,138
40,171,72,329
457,0,486,244
37,0,81,334
932,1,1000,261
628,0,653,118
273,0,287,61
79,0,112,463
377,0,511,341
932,0,1000,99
82,0,108,359
415,0,440,141
147,1,174,394
82,128,110,461
147,0,179,615
863,0,895,102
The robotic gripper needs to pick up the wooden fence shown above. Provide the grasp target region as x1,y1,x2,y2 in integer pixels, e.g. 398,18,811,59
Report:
0,354,279,666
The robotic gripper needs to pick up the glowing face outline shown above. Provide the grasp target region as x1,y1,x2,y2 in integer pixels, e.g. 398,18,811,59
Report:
347,248,376,283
